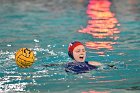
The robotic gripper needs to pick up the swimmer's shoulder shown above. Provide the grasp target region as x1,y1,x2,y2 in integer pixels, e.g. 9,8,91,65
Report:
65,61,88,66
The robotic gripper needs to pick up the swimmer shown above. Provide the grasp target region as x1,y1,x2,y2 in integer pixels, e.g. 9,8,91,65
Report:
65,41,102,74
43,41,116,74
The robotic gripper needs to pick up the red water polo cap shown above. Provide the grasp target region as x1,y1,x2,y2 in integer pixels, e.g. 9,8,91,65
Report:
68,41,83,54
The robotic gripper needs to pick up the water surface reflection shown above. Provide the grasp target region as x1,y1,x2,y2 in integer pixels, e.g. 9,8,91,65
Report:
78,0,120,56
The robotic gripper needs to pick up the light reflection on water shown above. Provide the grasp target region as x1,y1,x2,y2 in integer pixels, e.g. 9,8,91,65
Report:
78,0,120,56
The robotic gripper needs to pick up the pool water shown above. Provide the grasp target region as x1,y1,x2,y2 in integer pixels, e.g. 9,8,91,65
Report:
0,0,140,93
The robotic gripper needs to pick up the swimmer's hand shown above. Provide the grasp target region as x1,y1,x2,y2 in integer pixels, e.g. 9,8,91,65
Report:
88,61,102,67
107,64,117,69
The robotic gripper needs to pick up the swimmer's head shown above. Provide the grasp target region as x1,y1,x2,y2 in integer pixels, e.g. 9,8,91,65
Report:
68,41,86,62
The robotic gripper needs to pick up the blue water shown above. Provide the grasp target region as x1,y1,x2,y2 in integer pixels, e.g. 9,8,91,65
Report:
0,0,140,93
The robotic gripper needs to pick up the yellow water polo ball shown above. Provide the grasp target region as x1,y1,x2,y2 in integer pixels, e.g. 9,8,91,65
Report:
15,48,35,68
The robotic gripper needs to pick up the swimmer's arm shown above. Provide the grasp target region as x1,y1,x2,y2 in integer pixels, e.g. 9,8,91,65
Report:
88,61,102,67
88,61,116,69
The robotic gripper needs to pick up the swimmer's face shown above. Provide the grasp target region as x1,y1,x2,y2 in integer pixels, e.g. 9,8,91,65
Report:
73,45,86,62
